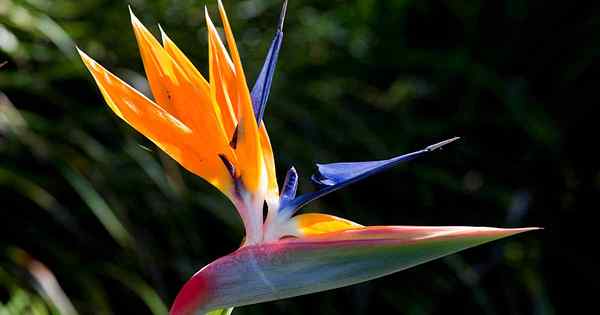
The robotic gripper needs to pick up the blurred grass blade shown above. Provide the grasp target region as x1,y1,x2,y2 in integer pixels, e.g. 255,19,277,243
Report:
106,266,169,315
11,249,79,315
0,168,83,235
78,275,113,314
125,142,177,198
0,92,28,134
0,25,19,57
1,0,74,57
61,164,133,248
0,92,51,158
35,14,75,57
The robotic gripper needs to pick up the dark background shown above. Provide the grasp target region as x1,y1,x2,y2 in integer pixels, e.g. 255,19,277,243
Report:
1,0,597,314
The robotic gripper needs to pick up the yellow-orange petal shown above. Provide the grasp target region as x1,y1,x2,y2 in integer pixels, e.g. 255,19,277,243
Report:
216,0,247,88
129,9,235,165
231,71,264,194
291,213,365,236
206,16,238,138
206,7,264,194
159,25,238,142
78,49,234,195
259,123,278,203
129,9,180,117
158,25,211,103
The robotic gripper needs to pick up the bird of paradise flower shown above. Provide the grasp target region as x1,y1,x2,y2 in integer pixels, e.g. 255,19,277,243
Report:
77,1,539,314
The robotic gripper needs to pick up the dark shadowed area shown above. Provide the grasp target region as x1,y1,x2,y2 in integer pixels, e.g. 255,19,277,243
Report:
1,0,597,314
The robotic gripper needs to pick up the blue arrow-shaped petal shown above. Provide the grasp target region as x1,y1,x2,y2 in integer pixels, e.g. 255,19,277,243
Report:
251,1,287,123
279,137,460,218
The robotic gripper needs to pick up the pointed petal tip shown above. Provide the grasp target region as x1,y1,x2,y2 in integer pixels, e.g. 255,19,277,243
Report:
503,226,543,233
129,6,146,34
446,226,542,241
77,48,96,67
509,226,543,233
75,46,85,57
216,0,228,17
204,6,215,29
157,24,170,45
278,0,288,31
128,5,138,23
77,47,94,70
425,136,461,151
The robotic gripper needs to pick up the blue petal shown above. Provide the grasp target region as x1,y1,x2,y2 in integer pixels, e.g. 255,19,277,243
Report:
280,166,298,204
312,160,393,188
251,0,287,123
279,137,460,217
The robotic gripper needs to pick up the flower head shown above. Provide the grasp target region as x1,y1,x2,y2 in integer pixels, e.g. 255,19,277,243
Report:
78,1,539,314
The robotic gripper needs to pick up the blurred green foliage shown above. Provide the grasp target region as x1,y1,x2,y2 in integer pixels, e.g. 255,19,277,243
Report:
1,0,598,314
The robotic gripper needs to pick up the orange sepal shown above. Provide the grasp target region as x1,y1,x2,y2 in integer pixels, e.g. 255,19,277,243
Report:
129,10,234,165
159,26,211,103
207,6,264,193
78,49,234,195
206,14,238,138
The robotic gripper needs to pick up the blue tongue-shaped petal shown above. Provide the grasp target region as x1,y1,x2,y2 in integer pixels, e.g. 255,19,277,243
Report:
312,159,393,188
280,166,298,203
251,0,287,123
279,137,460,217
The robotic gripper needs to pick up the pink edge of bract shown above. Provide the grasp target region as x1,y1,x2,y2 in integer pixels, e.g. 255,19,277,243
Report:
170,266,212,315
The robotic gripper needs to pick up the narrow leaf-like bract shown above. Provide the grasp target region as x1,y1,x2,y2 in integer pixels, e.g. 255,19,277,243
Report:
170,226,538,314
